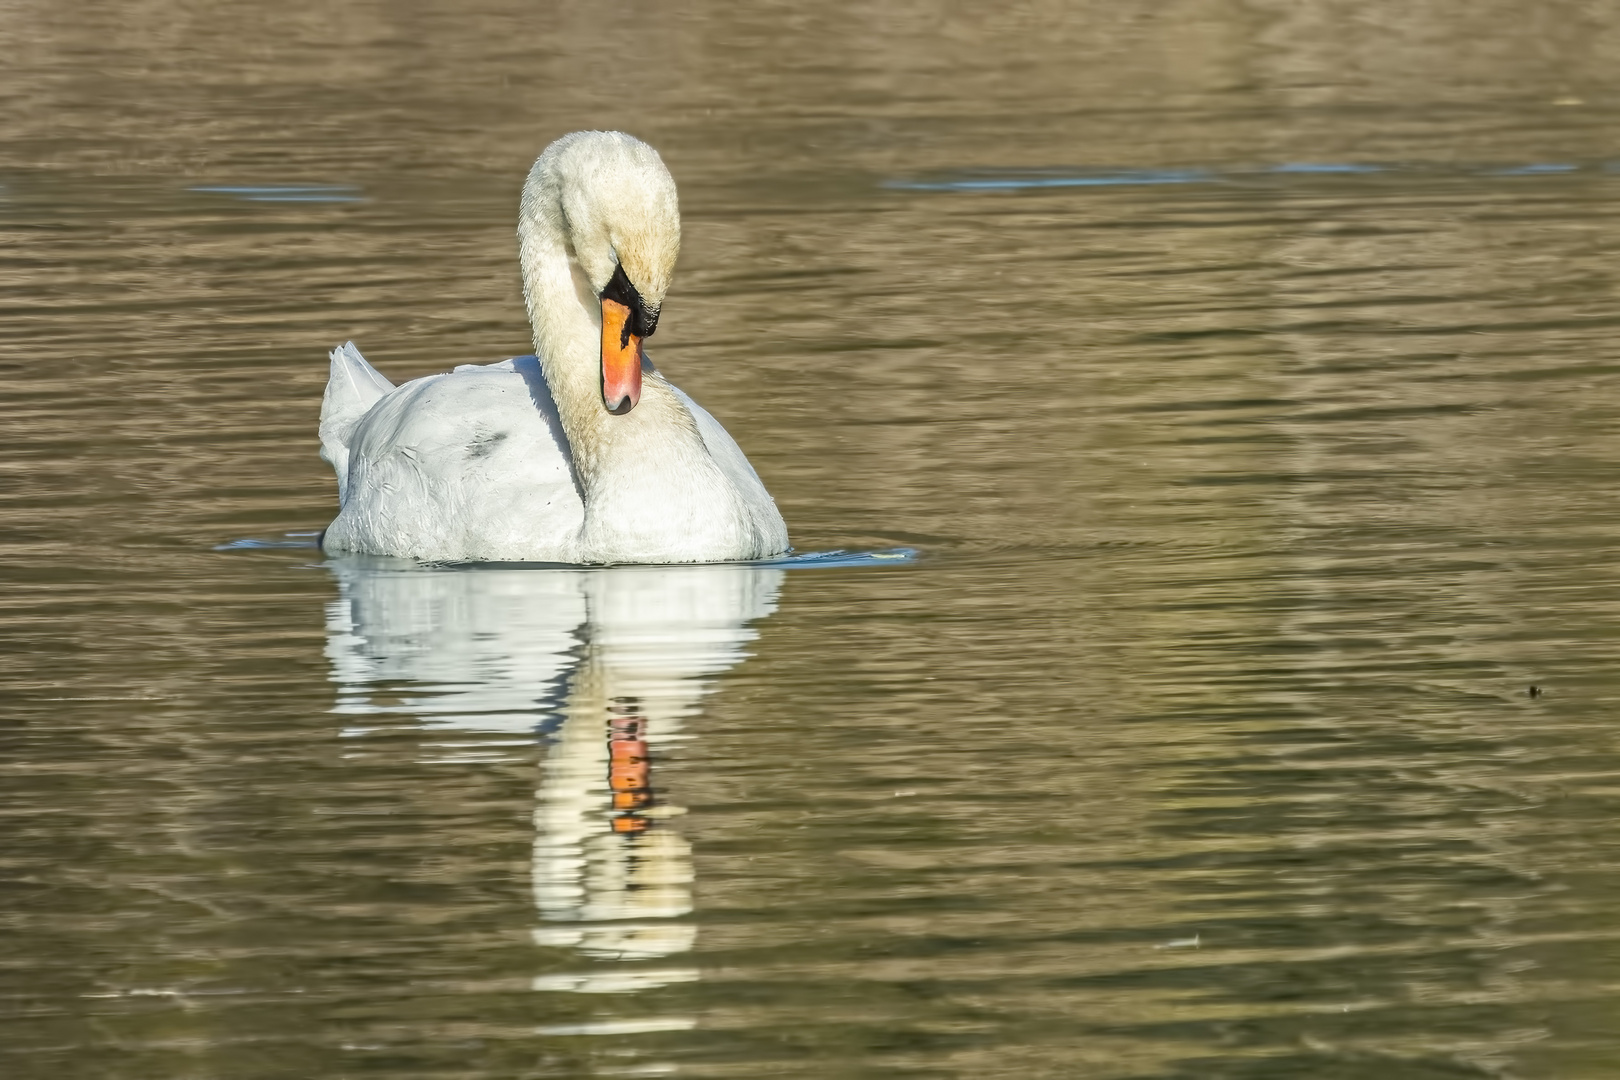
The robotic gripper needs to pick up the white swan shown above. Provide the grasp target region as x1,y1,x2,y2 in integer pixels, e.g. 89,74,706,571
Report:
318,131,790,564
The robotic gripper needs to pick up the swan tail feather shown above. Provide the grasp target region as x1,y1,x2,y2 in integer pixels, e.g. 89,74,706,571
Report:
320,341,394,505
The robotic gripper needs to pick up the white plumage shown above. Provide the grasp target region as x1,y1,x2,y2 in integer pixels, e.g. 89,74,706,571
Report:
318,131,789,563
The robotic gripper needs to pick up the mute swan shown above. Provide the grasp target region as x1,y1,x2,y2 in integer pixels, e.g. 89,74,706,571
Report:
318,131,790,563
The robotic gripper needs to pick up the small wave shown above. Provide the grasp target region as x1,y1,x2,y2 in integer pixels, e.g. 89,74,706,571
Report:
887,160,1609,192
190,185,364,203
757,547,918,568
215,532,323,550
218,535,919,568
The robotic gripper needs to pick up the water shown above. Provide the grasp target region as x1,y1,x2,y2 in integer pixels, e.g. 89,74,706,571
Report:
8,2,1620,1076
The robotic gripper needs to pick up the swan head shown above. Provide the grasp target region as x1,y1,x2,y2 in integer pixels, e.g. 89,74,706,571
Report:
525,131,681,415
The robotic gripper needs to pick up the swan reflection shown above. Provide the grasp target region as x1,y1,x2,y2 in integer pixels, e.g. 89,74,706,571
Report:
324,558,783,995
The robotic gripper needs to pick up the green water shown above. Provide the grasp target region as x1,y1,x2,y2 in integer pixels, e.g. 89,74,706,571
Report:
7,2,1620,1076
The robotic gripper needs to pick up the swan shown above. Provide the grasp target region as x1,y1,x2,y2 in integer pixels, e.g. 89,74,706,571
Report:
318,130,790,564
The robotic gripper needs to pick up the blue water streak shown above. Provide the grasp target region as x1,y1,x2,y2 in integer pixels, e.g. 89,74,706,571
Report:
887,169,1210,192
889,160,1599,193
758,547,918,568
216,532,323,550
190,185,363,203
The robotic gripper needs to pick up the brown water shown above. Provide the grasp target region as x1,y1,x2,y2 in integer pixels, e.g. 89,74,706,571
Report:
9,2,1620,1077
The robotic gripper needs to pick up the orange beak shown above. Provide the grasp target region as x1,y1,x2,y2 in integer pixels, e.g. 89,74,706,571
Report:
600,297,643,414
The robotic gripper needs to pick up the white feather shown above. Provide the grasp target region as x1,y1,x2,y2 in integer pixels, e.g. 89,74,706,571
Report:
317,132,789,563
319,341,394,505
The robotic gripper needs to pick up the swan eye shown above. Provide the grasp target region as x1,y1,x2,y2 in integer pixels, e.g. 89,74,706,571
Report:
599,263,659,338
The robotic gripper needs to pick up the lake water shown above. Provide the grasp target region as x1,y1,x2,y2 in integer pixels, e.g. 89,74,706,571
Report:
8,2,1620,1076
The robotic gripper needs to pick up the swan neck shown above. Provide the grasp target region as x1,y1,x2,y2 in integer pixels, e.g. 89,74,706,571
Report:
517,179,712,526
517,182,618,459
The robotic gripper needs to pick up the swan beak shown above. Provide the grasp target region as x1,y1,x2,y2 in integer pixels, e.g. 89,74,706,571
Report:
600,297,643,415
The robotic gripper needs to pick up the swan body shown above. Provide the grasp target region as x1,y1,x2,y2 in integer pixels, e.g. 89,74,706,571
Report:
318,131,789,564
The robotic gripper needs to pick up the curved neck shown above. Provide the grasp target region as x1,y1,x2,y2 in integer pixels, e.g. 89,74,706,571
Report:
517,180,602,436
517,180,730,556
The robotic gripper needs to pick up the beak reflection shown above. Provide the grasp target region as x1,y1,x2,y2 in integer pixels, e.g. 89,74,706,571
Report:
324,559,783,992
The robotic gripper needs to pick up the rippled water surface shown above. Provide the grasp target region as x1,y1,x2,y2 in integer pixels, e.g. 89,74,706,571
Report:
11,2,1620,1077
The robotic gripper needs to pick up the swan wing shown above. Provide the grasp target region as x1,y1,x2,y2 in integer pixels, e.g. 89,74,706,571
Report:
322,357,586,562
320,342,396,505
